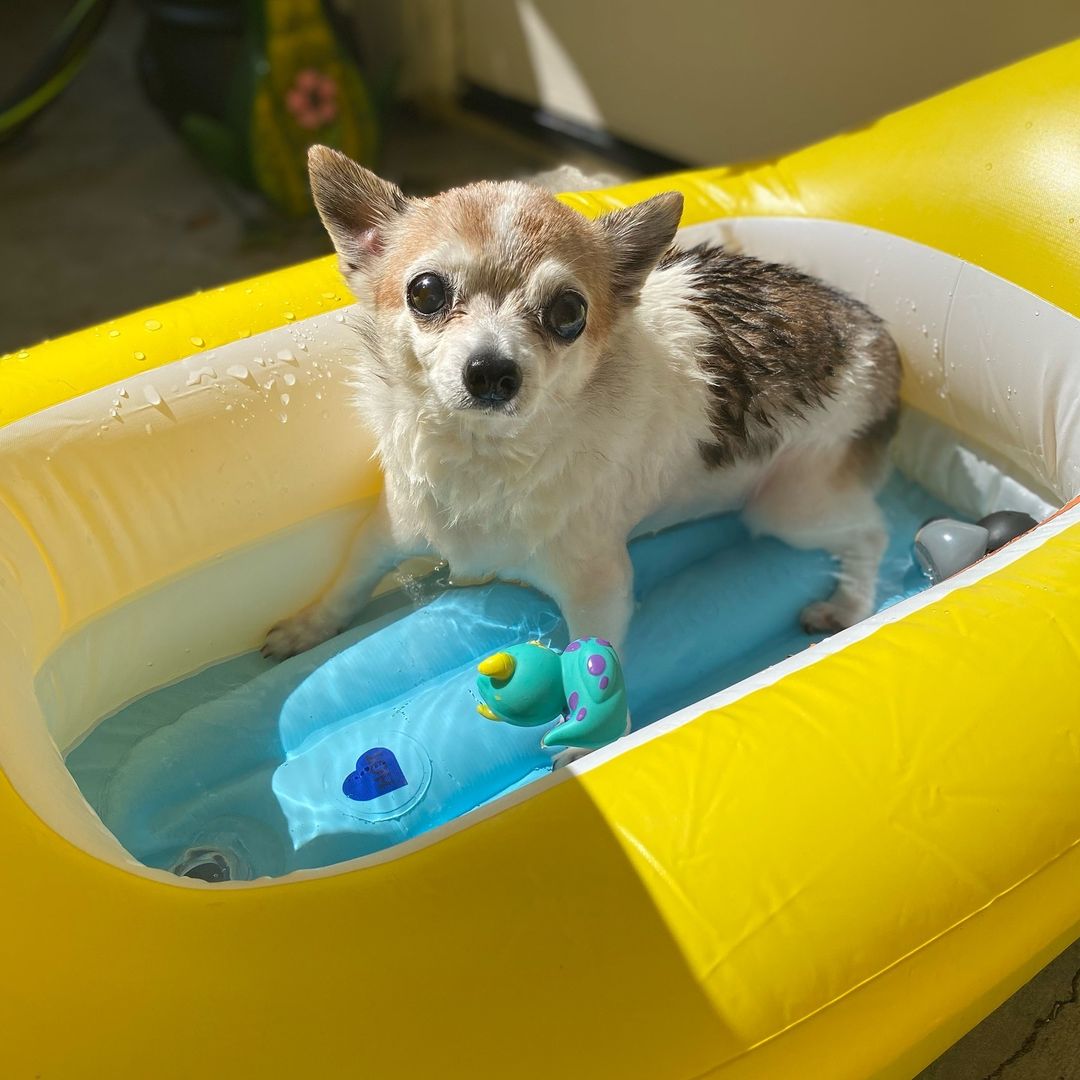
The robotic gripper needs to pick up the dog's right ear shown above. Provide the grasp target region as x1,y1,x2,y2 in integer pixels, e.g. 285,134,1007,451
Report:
308,146,408,272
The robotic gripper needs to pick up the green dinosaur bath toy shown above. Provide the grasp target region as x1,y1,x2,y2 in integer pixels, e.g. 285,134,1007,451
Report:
475,638,629,751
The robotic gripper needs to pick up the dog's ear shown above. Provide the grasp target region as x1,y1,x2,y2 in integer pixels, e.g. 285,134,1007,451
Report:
308,146,408,272
597,192,684,295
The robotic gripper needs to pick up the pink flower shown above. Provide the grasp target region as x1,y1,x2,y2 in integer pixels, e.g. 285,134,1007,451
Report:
285,68,339,130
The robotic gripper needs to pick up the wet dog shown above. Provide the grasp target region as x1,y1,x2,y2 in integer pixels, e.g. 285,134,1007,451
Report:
264,147,900,682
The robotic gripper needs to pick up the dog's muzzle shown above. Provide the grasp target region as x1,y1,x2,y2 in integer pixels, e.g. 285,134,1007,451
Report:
462,350,521,406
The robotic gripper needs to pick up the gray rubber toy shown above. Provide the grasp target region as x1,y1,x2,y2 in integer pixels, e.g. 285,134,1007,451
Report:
913,519,991,583
977,510,1039,552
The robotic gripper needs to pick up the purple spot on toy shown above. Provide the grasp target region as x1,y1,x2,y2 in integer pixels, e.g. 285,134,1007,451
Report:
587,654,607,676
577,707,587,721
342,747,407,802
567,691,579,711
565,641,581,652
599,676,609,690
596,638,611,647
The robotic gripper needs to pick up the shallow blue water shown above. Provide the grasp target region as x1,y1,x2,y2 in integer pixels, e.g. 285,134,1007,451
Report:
66,472,952,879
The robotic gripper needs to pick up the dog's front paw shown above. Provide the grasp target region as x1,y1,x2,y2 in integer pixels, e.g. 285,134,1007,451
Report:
261,606,343,660
799,597,868,635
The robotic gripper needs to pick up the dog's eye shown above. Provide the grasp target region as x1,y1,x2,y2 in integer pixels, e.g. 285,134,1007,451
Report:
407,273,448,316
545,291,587,341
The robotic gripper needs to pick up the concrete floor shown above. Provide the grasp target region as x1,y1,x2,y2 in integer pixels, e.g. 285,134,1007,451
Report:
2,4,1079,1078
921,941,1080,1079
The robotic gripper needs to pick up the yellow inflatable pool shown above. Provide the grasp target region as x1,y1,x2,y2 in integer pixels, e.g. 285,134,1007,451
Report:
4,39,1080,1080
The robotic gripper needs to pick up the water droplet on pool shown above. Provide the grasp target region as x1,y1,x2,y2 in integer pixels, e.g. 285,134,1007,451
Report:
920,324,927,336
334,314,345,323
314,390,323,400
321,410,329,420
108,329,120,338
119,388,129,398
143,386,162,406
134,350,146,361
283,311,296,321
283,372,296,386
277,349,294,362
186,366,216,386
190,336,205,348
985,162,993,171
237,328,251,338
144,423,153,435
279,412,289,423
16,349,29,359
280,393,290,406
144,319,162,331
227,364,251,382
322,291,338,300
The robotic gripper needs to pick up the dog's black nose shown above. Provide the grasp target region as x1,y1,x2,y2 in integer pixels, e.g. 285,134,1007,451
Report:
463,351,521,404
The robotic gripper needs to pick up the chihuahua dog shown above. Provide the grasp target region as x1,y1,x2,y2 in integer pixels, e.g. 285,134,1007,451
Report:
264,147,901,680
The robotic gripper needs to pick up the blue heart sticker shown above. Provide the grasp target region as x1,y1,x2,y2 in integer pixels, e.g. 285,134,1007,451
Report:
342,747,408,802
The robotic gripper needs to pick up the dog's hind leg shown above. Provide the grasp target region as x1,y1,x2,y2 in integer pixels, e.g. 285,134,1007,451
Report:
795,519,887,633
743,428,892,634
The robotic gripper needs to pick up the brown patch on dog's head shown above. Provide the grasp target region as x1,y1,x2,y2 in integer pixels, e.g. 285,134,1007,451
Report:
309,149,683,330
372,182,615,327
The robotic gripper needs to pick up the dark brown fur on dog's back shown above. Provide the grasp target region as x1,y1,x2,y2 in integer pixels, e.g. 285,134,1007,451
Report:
660,244,900,468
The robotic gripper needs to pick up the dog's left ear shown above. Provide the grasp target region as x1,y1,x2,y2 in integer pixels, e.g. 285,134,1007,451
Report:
308,146,409,273
597,192,684,295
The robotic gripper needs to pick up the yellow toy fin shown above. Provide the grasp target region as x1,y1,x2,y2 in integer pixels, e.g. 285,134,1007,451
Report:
477,652,515,680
